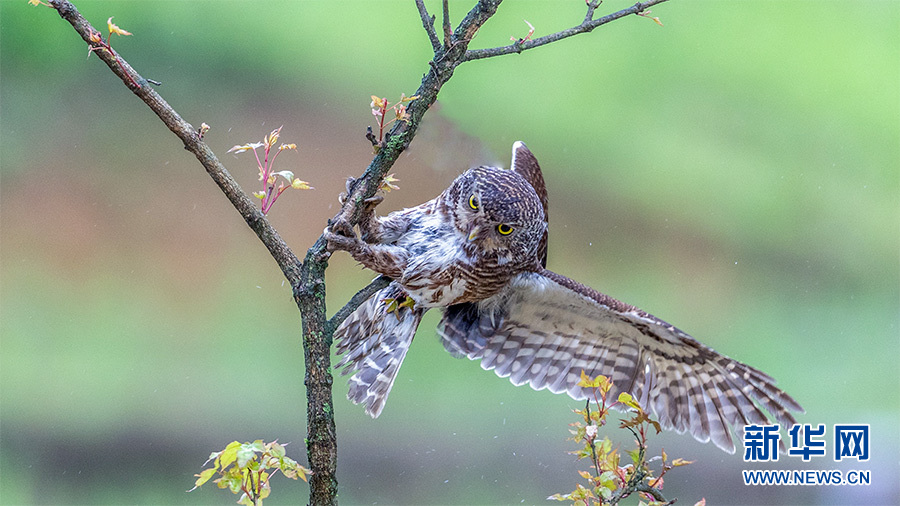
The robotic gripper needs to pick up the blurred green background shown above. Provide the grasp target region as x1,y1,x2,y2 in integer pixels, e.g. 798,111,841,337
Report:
1,1,897,504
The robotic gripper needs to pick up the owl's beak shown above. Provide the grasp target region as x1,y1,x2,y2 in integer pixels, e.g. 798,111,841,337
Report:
466,223,480,242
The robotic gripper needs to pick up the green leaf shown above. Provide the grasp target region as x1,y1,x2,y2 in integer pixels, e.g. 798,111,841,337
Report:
599,485,612,500
270,442,286,459
188,467,217,492
576,371,612,395
595,437,612,456
224,472,243,494
598,470,617,491
259,481,271,500
617,392,641,410
629,448,642,466
219,441,241,470
237,444,257,468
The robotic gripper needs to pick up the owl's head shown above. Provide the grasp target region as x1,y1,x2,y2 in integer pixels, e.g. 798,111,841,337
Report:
445,166,547,265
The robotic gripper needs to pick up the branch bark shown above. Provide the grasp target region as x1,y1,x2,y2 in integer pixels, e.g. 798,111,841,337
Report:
415,0,441,53
44,0,673,504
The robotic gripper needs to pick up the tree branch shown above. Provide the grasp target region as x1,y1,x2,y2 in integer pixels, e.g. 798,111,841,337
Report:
47,0,302,283
327,275,392,333
415,0,441,53
584,0,601,24
463,0,672,62
294,236,334,505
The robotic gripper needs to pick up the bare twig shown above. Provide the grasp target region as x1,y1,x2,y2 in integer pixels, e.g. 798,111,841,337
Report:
442,0,452,48
463,0,672,62
584,1,601,24
415,0,441,53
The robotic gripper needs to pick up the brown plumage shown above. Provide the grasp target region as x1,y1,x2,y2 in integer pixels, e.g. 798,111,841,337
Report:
325,142,802,452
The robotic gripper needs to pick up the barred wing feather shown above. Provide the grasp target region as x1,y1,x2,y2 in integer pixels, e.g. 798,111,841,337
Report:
438,269,803,453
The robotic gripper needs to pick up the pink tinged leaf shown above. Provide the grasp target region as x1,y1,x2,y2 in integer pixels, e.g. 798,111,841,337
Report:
228,142,263,154
272,170,295,182
265,127,283,149
291,179,312,190
671,458,694,467
107,17,132,36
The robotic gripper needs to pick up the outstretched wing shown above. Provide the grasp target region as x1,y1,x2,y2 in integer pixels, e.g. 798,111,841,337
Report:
437,269,803,453
511,141,549,268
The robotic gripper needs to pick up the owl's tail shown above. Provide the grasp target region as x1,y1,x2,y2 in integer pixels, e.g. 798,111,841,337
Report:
335,282,425,418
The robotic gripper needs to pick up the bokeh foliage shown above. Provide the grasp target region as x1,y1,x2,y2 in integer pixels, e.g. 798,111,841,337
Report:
1,1,897,504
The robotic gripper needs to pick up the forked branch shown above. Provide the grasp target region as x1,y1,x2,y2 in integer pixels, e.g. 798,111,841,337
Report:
464,0,671,62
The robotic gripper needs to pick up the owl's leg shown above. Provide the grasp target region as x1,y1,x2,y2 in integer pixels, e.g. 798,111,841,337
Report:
357,196,384,243
333,175,387,243
324,227,409,279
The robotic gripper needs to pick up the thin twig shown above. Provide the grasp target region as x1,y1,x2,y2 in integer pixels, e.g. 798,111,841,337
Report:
608,429,672,506
463,0,671,62
584,400,602,480
584,1,602,24
328,275,392,332
442,0,452,48
415,0,441,53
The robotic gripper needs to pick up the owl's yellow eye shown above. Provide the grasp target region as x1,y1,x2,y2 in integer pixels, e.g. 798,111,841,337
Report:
497,223,513,235
468,194,478,210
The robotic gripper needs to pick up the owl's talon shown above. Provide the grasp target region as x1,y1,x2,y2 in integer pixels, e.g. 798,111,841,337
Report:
363,195,384,210
329,218,355,238
323,228,358,253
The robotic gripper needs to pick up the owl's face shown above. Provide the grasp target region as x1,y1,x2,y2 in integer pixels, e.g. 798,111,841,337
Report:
444,166,547,265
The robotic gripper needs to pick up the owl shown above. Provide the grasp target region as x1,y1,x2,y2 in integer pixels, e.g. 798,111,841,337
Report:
324,142,802,453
